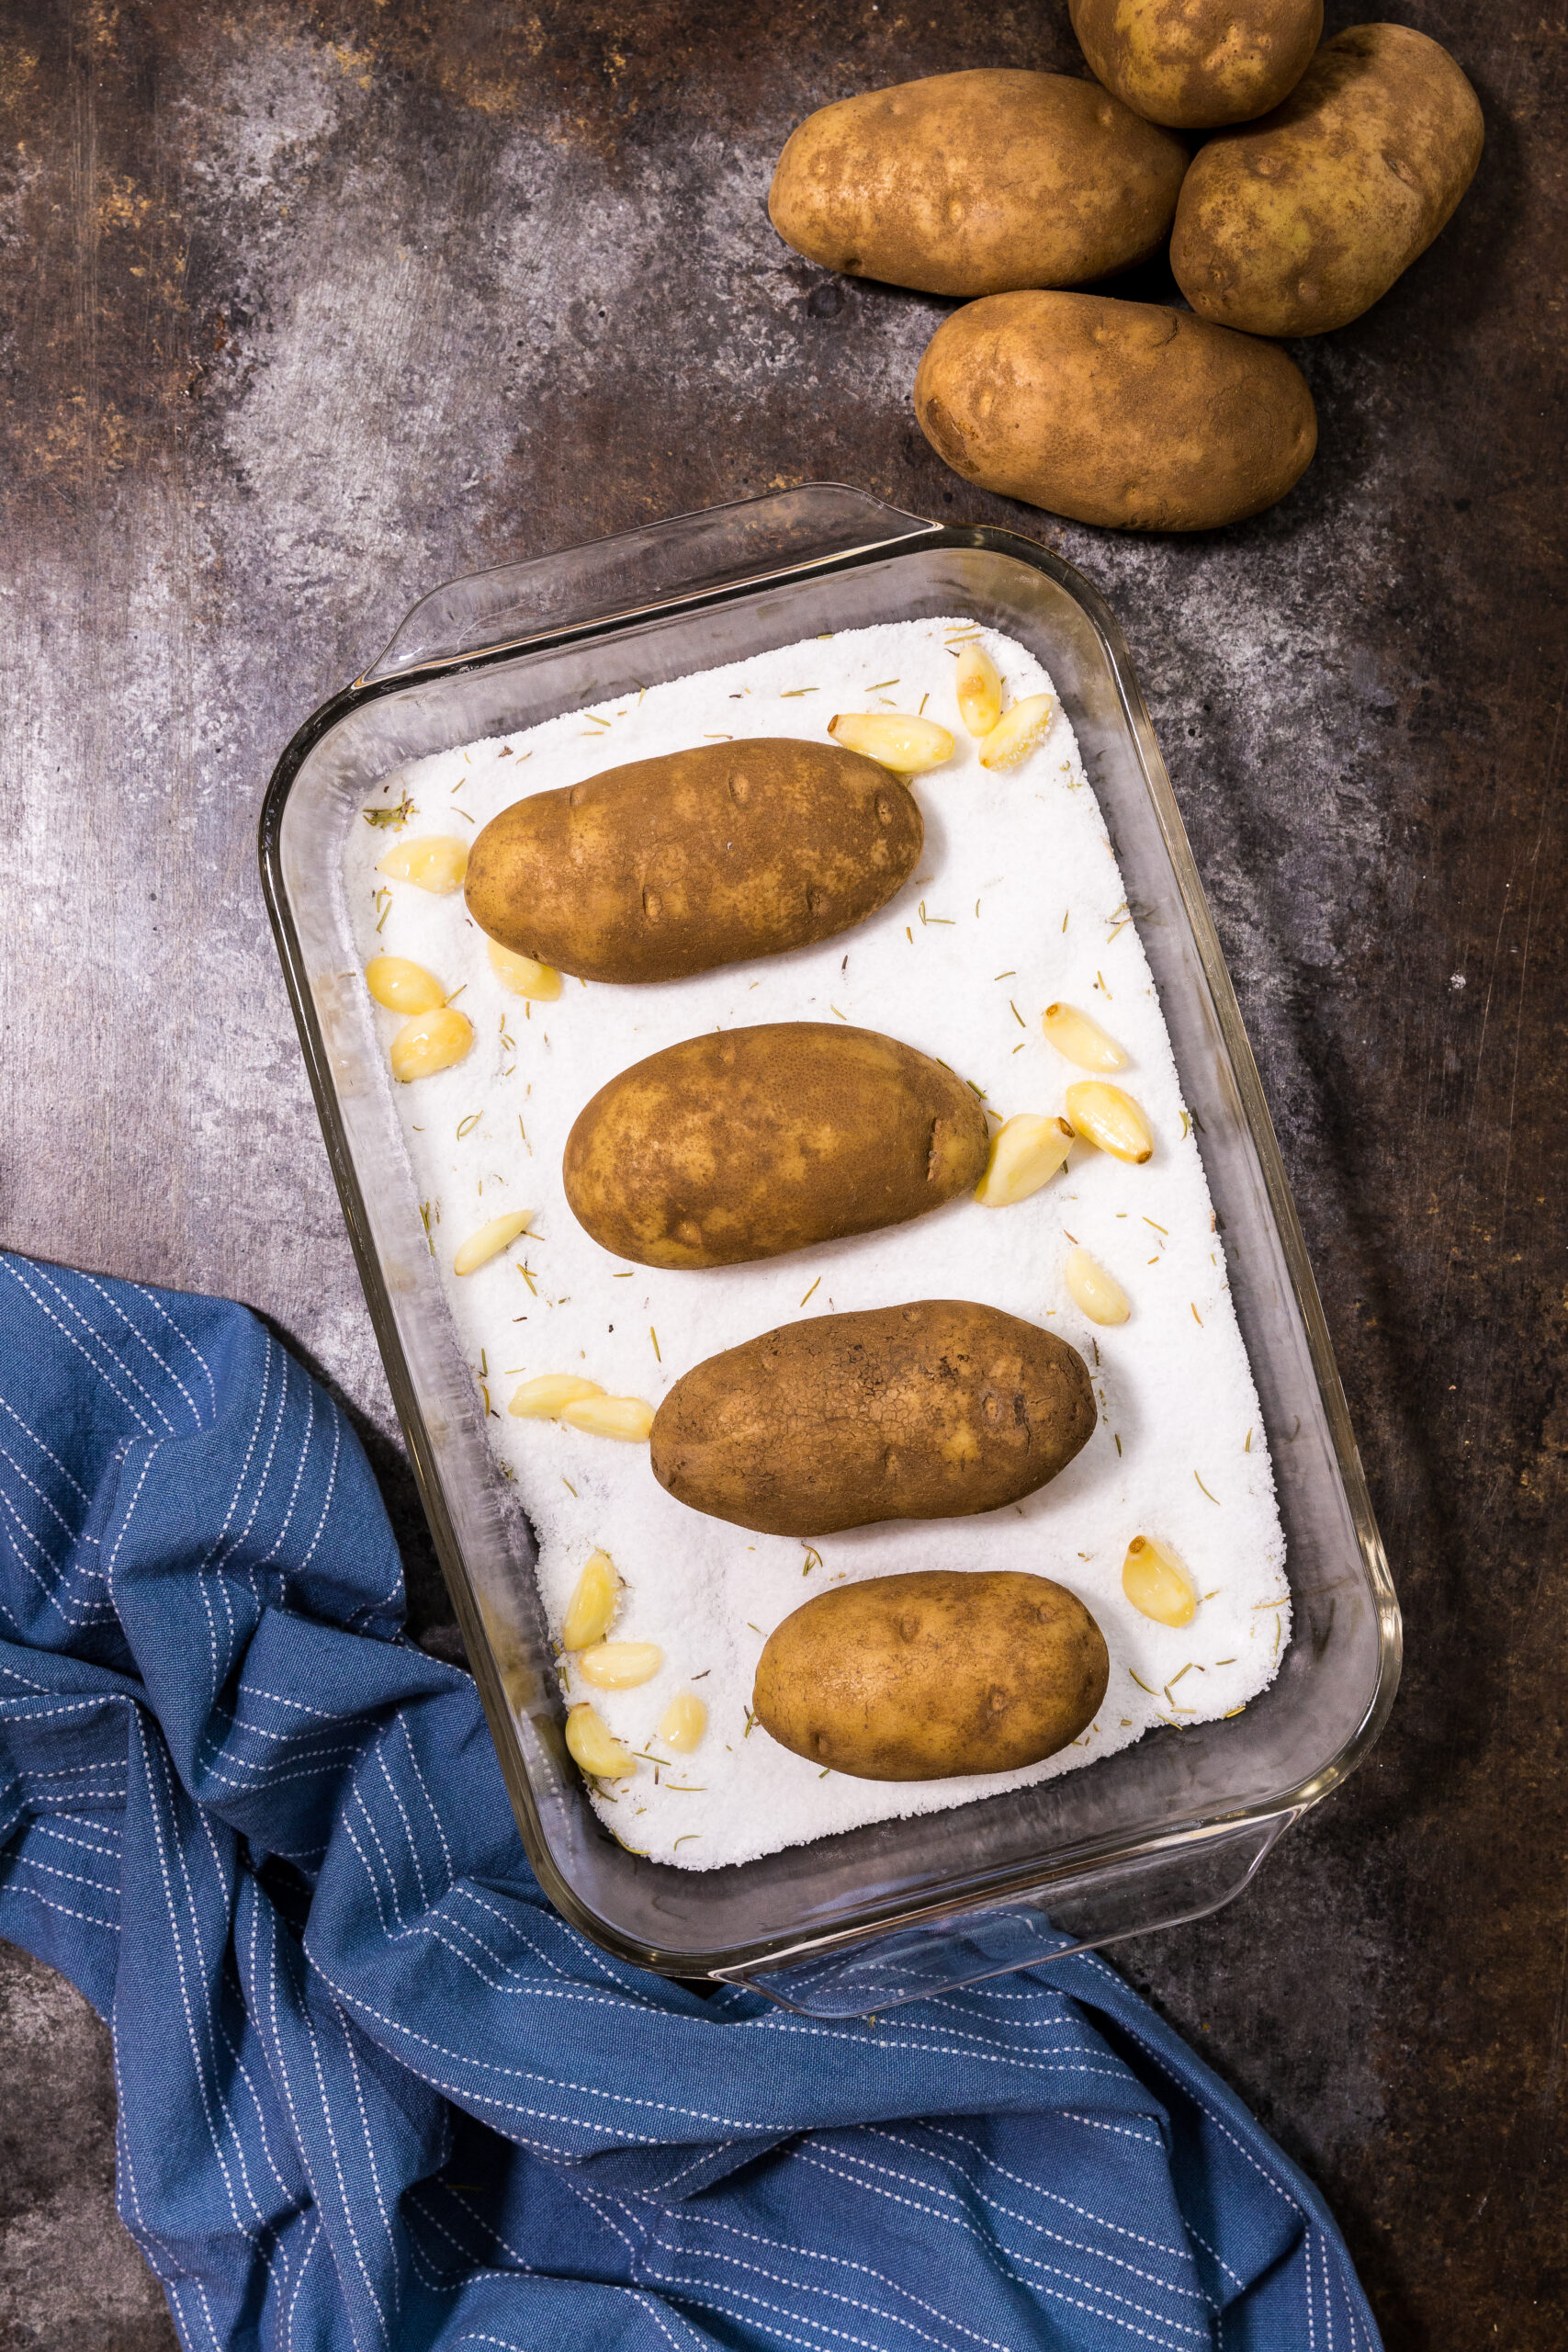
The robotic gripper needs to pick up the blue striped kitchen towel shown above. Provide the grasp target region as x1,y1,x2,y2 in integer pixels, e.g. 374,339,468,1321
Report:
0,1249,1381,2352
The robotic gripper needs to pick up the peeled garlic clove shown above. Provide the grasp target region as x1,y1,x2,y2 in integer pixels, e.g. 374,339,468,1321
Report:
1065,1246,1130,1326
1064,1080,1153,1164
558,1394,656,1442
509,1374,604,1419
577,1641,662,1690
377,835,469,893
978,693,1055,771
565,1702,636,1779
955,641,1002,737
366,956,446,1013
829,711,955,774
453,1210,533,1276
974,1114,1075,1207
658,1693,707,1754
486,937,563,1000
562,1551,619,1649
1043,1001,1128,1073
1122,1535,1198,1628
389,1005,473,1081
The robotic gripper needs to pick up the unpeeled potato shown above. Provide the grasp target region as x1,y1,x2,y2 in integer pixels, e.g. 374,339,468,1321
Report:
914,289,1316,532
1171,24,1484,336
1070,0,1322,130
650,1300,1096,1537
768,69,1189,298
465,739,922,984
754,1569,1109,1781
564,1023,988,1269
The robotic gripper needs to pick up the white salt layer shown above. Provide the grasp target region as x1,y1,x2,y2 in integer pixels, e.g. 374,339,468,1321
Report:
342,619,1291,1869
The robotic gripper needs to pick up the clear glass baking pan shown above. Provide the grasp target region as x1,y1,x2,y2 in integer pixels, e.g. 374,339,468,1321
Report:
259,484,1400,2017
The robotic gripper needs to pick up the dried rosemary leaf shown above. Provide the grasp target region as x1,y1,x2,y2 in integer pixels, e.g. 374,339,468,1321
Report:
363,790,414,830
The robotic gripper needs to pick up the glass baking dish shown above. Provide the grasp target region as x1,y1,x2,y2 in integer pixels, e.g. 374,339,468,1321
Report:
259,484,1400,2017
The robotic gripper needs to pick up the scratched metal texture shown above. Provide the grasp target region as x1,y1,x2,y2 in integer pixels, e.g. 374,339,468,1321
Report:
0,4,1563,2346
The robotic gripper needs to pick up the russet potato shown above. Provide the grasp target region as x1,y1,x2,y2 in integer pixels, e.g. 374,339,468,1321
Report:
649,1300,1096,1537
563,1022,989,1269
768,69,1188,299
1070,0,1322,130
1171,24,1484,336
914,289,1316,532
465,739,922,984
754,1569,1110,1780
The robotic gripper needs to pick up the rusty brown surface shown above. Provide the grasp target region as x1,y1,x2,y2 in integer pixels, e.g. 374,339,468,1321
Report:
0,3,1563,2346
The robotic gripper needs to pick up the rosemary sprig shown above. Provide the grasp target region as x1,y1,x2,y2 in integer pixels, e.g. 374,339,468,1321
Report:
363,791,414,830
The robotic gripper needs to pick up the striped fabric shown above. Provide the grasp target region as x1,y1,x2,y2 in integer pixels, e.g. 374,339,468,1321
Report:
0,1250,1381,2352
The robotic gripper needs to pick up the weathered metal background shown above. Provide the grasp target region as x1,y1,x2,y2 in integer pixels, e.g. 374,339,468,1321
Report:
0,4,1562,2344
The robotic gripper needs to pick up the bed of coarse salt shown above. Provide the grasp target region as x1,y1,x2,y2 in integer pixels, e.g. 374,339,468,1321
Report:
341,618,1291,1869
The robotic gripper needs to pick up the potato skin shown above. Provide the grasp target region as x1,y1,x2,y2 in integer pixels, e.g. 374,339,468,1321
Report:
1070,0,1321,131
564,1023,989,1270
650,1300,1096,1537
768,69,1188,299
754,1570,1110,1781
914,289,1316,533
1171,25,1484,336
464,739,922,984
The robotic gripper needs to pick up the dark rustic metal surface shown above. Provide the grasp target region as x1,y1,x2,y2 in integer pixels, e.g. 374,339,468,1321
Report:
0,4,1562,2346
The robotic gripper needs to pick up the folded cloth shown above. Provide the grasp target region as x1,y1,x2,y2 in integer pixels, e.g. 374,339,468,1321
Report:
0,1250,1380,2352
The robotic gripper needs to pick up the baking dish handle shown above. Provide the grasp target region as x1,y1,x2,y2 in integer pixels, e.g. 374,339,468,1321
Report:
715,1813,1297,2018
364,484,939,683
